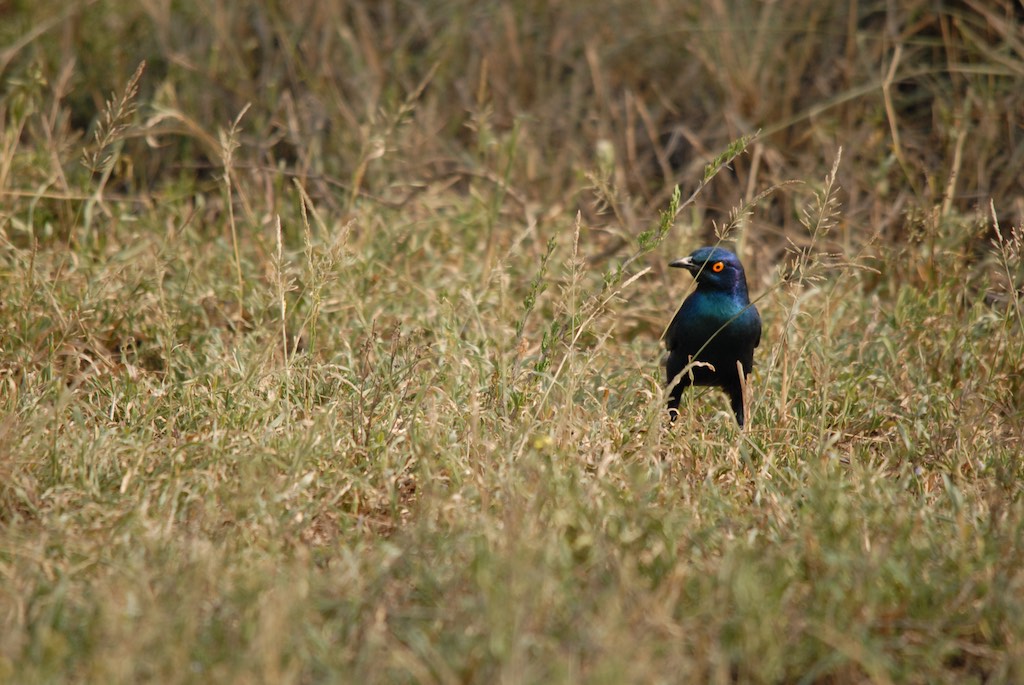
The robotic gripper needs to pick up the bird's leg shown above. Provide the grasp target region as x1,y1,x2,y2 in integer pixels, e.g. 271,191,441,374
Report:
667,382,684,422
726,386,745,427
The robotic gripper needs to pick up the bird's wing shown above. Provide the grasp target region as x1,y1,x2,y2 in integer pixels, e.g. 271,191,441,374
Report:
663,305,689,352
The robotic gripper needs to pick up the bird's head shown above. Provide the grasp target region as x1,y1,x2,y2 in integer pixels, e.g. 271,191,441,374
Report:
669,246,748,293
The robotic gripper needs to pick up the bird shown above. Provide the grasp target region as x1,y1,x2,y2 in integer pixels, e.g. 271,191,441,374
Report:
663,246,761,426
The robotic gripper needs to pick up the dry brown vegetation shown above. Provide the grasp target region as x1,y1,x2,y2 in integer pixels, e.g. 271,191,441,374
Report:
2,1,1024,683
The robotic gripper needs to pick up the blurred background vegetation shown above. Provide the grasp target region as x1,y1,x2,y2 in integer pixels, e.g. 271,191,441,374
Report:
4,1,1021,253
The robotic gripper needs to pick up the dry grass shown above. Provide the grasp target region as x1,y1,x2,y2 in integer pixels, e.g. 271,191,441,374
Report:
2,1,1024,683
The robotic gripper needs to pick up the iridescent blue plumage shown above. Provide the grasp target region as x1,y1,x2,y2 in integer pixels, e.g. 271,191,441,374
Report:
664,246,761,425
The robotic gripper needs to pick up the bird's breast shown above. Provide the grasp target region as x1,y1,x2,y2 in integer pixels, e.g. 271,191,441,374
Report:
669,293,758,349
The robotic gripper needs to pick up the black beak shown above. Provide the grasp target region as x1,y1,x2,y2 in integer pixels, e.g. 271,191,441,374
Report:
669,256,697,272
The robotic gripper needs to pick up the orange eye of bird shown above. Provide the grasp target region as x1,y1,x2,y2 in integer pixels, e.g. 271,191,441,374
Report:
712,261,725,273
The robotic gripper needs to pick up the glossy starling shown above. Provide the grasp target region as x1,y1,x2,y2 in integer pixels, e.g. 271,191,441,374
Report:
664,246,761,426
